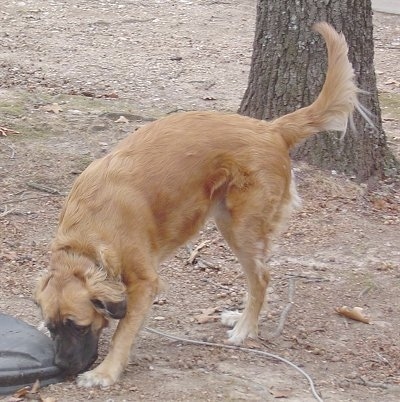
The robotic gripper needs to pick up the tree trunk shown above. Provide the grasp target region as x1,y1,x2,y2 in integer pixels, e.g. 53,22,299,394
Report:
239,0,398,182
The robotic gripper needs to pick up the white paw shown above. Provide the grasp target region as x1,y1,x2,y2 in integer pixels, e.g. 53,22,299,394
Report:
77,369,117,388
226,328,249,345
221,310,242,328
226,319,258,345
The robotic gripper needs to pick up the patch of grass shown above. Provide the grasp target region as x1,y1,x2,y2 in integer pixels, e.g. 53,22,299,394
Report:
379,92,400,118
0,100,25,116
71,154,95,174
52,93,158,120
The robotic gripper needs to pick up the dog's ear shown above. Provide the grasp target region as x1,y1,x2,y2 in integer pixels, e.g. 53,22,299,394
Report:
34,271,53,302
91,298,127,319
83,266,127,319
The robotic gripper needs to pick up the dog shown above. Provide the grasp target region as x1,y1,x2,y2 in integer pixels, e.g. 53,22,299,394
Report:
35,22,365,387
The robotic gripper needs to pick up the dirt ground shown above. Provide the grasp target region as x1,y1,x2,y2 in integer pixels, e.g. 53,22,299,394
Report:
1,1,399,401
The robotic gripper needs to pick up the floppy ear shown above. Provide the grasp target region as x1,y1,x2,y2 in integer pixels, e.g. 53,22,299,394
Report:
91,298,127,319
83,266,127,319
34,271,53,302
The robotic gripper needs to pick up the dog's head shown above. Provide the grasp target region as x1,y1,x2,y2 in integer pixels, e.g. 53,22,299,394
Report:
34,252,127,375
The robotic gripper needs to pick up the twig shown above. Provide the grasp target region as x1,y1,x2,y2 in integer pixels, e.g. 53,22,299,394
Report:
202,278,231,291
358,284,376,298
0,205,16,217
0,140,16,159
286,273,329,283
0,126,20,136
197,257,219,270
375,45,400,50
186,240,210,264
353,376,399,390
1,194,54,206
269,278,296,339
27,181,61,195
373,351,392,367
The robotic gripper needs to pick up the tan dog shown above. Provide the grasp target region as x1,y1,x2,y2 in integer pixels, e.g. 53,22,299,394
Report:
35,23,365,387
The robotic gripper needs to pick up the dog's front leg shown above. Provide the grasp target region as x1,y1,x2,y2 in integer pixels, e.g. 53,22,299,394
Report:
77,276,158,387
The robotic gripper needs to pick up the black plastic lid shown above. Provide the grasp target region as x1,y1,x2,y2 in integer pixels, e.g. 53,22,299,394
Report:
0,313,65,395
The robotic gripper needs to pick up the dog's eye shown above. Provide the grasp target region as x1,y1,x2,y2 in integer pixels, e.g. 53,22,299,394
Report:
65,319,90,335
46,323,56,338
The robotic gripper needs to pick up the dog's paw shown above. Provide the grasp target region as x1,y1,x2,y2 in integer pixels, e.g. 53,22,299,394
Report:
224,316,258,345
226,327,250,345
221,310,241,328
76,369,117,388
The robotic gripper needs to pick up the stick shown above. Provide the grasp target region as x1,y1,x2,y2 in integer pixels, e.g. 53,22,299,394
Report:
186,240,210,264
0,126,20,136
203,278,231,291
269,278,296,339
0,206,16,217
286,273,329,282
354,376,399,390
27,182,61,195
1,194,54,206
0,140,16,159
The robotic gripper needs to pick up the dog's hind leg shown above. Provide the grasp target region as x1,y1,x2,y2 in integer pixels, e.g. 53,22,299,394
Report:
214,188,285,344
221,251,270,344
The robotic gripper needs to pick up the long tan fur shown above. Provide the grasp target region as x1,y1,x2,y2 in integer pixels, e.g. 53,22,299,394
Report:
35,23,363,388
275,22,361,148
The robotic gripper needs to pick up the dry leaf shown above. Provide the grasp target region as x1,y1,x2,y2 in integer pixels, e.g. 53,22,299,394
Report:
335,306,370,324
99,92,119,99
41,103,62,114
6,397,23,402
194,313,218,324
0,126,20,136
30,379,40,393
202,95,216,101
269,387,293,398
194,307,218,324
115,116,129,123
201,307,217,316
12,386,30,398
384,79,400,87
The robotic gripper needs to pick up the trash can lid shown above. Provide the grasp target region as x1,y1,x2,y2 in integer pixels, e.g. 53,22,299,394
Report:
0,313,64,395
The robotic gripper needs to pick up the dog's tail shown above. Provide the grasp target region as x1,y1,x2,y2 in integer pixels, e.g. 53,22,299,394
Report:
271,22,368,149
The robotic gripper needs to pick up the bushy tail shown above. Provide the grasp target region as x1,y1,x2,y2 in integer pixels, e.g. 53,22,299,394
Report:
272,22,366,149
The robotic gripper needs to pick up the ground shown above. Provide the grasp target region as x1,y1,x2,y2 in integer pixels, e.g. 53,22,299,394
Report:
0,1,399,401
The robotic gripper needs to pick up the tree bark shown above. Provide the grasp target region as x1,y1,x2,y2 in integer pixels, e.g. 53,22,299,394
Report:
239,0,398,182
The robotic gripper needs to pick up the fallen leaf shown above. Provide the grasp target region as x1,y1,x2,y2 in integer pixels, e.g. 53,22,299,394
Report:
99,92,119,99
335,306,370,324
12,386,30,398
0,126,20,136
194,307,219,324
41,103,62,114
269,387,293,398
31,379,40,393
201,307,217,316
81,91,96,97
384,79,400,87
194,313,218,324
115,115,129,123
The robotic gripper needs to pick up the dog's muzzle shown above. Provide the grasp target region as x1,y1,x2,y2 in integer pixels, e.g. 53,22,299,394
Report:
51,325,100,375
